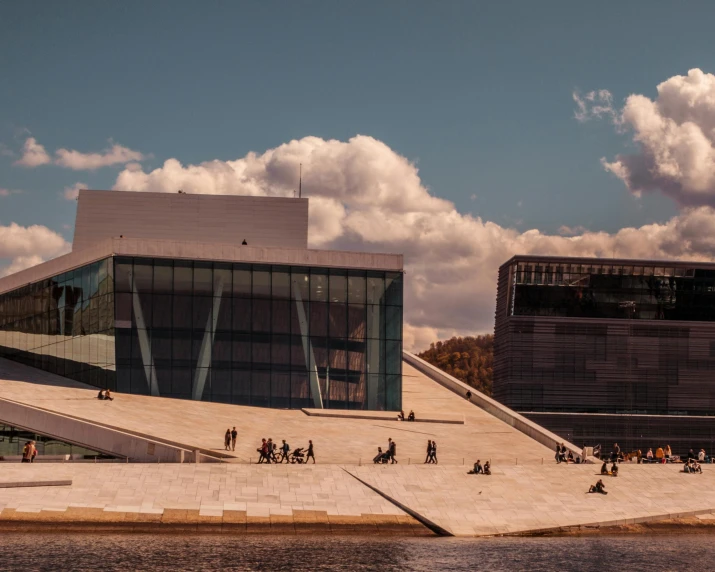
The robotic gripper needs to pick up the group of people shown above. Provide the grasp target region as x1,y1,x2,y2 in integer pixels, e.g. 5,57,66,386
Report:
256,438,315,464
555,443,580,464
96,389,114,401
373,438,397,464
684,458,703,474
467,459,491,475
595,442,710,466
600,461,619,477
424,440,438,464
21,441,37,463
397,410,416,422
224,427,238,451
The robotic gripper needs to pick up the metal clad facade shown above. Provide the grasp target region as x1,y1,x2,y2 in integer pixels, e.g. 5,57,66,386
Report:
73,190,309,251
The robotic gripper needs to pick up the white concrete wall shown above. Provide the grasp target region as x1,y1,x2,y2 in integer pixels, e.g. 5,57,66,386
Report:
0,397,191,462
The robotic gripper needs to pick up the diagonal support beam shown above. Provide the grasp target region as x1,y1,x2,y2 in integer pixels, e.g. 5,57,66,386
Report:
192,279,224,401
292,277,323,409
130,274,159,397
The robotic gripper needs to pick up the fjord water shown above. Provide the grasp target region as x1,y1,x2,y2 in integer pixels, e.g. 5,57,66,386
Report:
1,534,713,571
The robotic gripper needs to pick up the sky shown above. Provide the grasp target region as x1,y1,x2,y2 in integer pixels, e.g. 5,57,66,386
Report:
3,1,715,350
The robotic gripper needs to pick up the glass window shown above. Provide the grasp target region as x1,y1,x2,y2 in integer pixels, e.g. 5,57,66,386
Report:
214,264,231,295
272,269,290,300
153,261,173,294
253,268,271,298
291,269,309,301
329,272,347,303
174,262,193,294
232,267,251,297
366,273,385,304
310,270,328,302
193,263,213,295
348,272,366,304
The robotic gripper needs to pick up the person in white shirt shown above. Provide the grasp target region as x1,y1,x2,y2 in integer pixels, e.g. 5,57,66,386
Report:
699,449,706,462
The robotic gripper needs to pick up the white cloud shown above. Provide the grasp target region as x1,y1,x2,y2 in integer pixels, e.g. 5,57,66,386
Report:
13,137,146,170
0,223,71,277
558,224,588,236
62,182,87,201
14,137,51,167
573,89,616,122
112,135,715,351
55,143,146,170
581,69,715,207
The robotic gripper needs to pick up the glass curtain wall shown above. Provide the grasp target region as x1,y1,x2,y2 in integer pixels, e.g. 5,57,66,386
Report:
113,257,402,410
0,258,116,388
509,261,715,321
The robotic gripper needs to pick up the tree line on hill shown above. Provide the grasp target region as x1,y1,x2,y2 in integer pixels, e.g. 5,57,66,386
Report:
417,335,494,396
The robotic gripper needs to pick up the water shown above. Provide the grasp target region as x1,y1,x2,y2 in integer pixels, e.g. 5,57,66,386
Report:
0,533,711,571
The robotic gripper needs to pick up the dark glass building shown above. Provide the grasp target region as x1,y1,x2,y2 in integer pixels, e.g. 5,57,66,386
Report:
0,190,404,411
493,255,715,454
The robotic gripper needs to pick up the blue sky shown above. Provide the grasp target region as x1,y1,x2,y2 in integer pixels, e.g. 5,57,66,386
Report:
2,1,714,239
5,1,715,345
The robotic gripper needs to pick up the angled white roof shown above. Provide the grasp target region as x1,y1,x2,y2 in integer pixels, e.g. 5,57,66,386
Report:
0,238,403,295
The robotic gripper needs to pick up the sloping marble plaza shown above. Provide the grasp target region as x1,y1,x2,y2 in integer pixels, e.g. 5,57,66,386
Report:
2,355,715,536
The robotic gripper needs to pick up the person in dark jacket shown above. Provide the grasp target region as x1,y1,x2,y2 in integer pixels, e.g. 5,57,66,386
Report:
388,438,397,464
306,440,315,464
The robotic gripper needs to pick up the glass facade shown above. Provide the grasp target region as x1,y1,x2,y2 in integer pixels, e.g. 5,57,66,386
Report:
0,258,116,387
509,261,715,321
0,255,403,411
494,257,715,416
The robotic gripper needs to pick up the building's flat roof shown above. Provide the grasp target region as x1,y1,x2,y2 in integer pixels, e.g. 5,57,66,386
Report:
0,237,403,295
500,254,715,270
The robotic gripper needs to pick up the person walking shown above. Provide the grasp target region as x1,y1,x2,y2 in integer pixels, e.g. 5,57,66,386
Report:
21,441,31,463
388,438,397,464
280,440,290,463
306,440,315,464
430,440,438,464
230,427,237,451
224,429,231,451
258,438,270,463
424,440,432,464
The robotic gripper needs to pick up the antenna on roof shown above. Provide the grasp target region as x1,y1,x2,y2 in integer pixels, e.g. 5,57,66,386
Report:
298,163,302,199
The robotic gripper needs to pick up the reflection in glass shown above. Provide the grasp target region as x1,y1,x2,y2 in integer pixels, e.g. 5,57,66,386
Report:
0,256,403,411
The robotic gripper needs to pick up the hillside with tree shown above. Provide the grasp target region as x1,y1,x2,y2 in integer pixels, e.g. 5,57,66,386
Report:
417,335,494,396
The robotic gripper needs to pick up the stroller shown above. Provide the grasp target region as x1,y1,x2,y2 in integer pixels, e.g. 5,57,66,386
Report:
373,448,390,464
290,448,306,464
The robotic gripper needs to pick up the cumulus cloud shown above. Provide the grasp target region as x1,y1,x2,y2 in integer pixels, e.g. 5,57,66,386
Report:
590,69,715,207
14,137,51,167
573,89,616,122
111,135,715,350
62,182,87,201
0,223,71,278
13,137,146,170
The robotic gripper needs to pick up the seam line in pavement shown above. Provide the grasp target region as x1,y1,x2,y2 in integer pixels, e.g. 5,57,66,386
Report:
340,467,453,537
